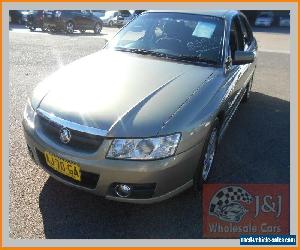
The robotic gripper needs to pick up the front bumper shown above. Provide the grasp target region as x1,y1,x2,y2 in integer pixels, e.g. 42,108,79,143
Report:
23,122,204,204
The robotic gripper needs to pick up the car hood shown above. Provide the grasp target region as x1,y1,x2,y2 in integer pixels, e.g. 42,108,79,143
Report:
33,50,216,137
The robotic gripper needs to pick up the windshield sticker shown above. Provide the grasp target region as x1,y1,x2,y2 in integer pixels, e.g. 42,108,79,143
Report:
192,22,216,38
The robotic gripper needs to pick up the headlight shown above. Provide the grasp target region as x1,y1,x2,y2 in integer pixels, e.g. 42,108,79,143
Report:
23,100,36,129
106,133,181,160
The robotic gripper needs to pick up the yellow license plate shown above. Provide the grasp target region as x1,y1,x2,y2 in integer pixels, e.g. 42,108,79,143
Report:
44,151,81,181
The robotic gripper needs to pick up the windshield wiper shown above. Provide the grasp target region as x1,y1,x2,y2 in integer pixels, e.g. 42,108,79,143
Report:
175,55,219,65
114,47,171,58
114,47,218,65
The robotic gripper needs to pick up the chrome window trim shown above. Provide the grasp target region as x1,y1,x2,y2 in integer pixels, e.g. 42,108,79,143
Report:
36,109,108,136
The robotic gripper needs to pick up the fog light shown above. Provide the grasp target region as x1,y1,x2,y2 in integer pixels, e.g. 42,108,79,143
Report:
115,184,132,198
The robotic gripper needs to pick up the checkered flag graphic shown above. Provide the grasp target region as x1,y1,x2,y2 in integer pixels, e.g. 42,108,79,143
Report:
209,186,253,216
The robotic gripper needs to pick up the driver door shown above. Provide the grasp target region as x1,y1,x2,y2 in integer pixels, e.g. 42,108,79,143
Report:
79,10,92,29
223,16,246,121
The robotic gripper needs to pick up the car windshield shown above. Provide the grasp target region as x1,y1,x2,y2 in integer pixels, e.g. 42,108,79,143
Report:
106,12,225,65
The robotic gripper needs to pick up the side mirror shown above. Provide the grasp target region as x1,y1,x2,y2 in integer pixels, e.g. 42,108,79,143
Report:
233,51,255,65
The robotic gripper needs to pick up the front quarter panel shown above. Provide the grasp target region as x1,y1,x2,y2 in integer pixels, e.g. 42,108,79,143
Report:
159,69,227,154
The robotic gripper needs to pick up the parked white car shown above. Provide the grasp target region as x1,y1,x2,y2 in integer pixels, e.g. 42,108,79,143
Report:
100,10,131,27
100,11,118,26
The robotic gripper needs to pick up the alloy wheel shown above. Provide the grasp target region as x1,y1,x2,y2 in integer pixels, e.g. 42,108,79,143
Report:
94,23,102,34
66,22,74,34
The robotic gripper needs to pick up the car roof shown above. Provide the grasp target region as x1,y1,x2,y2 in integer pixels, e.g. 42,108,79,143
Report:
146,10,239,19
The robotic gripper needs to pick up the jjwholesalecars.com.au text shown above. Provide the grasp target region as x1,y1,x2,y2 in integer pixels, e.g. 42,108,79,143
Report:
240,235,296,245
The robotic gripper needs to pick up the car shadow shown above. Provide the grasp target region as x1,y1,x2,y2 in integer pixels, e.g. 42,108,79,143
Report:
39,179,202,239
39,92,289,239
211,92,290,184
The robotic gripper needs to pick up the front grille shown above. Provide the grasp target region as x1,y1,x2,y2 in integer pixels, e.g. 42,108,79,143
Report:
37,114,103,153
36,150,99,189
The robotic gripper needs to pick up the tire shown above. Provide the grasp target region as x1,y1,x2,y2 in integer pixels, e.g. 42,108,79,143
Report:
65,21,74,34
242,76,253,103
41,25,47,32
29,27,36,32
193,118,220,191
94,23,102,34
49,28,57,33
79,29,86,33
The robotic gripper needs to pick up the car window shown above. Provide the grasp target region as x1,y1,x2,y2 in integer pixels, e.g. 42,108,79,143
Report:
134,10,145,16
229,16,244,59
107,12,225,65
238,15,253,49
92,11,105,17
119,10,131,17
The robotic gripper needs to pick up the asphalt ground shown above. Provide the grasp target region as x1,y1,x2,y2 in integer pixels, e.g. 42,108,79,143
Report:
9,26,290,239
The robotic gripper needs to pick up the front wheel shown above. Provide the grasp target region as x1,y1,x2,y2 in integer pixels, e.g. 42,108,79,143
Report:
194,118,220,190
41,25,47,32
49,27,57,33
94,23,102,34
65,22,74,34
